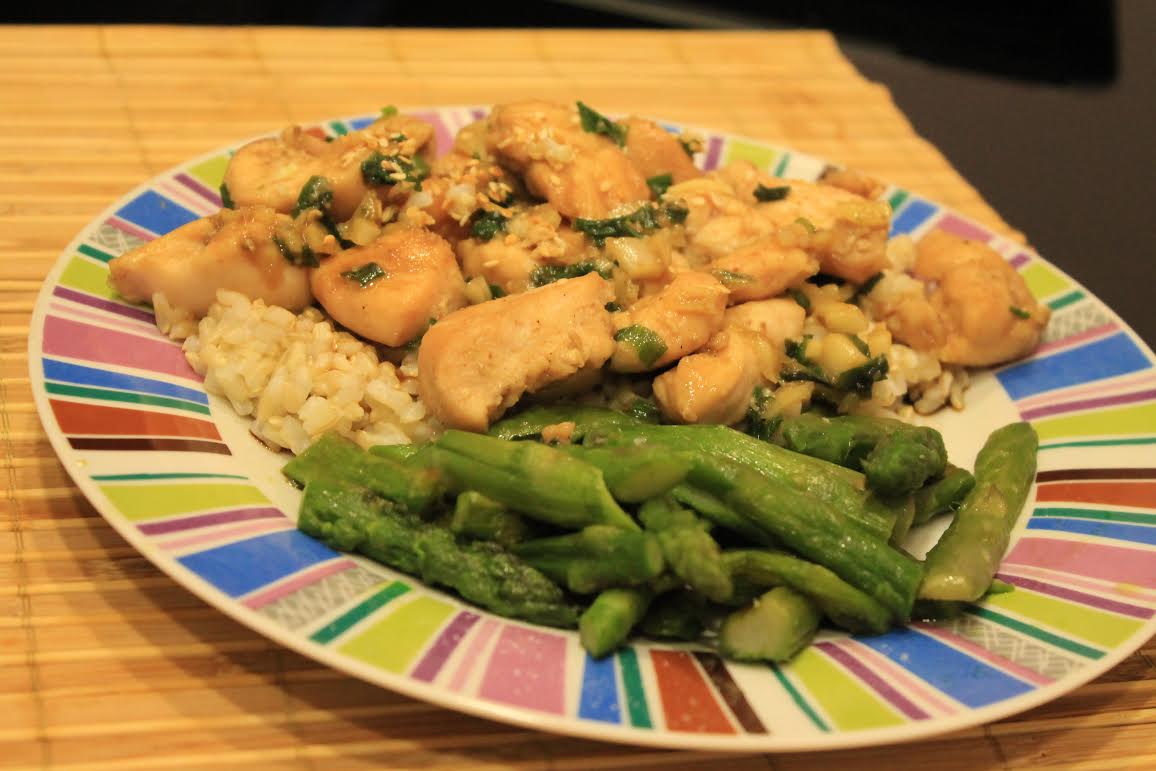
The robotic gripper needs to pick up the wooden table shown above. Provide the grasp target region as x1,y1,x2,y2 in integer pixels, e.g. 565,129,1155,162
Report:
2,25,1153,770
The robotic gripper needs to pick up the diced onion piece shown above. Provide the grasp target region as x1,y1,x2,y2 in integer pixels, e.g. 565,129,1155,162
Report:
817,333,869,376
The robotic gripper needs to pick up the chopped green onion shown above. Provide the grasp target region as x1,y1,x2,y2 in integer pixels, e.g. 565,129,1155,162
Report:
647,173,673,198
712,269,754,287
341,262,386,288
794,216,817,234
529,260,614,288
754,184,790,202
576,101,627,147
787,287,811,311
471,210,508,241
488,283,506,299
614,324,668,368
604,301,622,312
849,334,871,356
380,105,399,118
853,272,885,300
679,138,698,158
293,175,334,217
219,182,235,210
361,151,428,191
273,235,320,268
574,203,686,246
834,356,889,397
1010,306,1031,319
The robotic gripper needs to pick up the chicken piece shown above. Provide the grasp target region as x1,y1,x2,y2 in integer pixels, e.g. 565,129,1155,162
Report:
665,176,766,263
485,100,650,219
710,236,819,304
387,151,515,244
223,115,435,221
418,273,616,431
819,166,886,200
456,204,590,295
756,178,890,284
310,225,467,347
864,272,948,354
913,230,1050,366
652,328,761,425
621,117,702,185
725,298,806,350
610,271,729,372
108,206,312,316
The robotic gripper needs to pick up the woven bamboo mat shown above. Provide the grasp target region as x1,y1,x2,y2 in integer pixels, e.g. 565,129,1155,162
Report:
2,24,1154,770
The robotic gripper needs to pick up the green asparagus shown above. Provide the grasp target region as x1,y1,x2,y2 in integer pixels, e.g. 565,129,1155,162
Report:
718,587,821,663
638,590,708,641
433,430,639,531
488,404,643,441
564,445,692,503
920,422,1039,601
513,525,664,594
580,588,654,658
639,497,733,602
450,491,528,546
913,464,976,525
668,483,780,546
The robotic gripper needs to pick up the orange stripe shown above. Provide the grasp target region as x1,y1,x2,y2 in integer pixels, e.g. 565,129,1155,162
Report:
1036,481,1156,509
649,650,735,734
49,399,222,441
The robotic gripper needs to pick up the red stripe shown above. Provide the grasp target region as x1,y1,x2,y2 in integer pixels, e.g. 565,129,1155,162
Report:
650,650,735,734
50,399,221,440
1004,537,1156,589
1036,481,1156,509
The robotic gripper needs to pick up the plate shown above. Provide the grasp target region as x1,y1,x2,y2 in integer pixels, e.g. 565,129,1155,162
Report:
28,107,1156,752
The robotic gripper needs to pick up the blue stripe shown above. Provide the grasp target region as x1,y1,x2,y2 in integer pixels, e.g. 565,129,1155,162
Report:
115,190,199,236
43,358,209,405
1027,517,1156,546
578,652,622,724
889,198,937,236
177,530,339,597
997,332,1151,401
347,117,375,130
856,627,1034,708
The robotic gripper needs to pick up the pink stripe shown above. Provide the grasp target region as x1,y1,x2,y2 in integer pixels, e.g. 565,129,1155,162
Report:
242,558,358,610
936,213,991,242
1018,369,1156,411
107,215,158,242
816,642,929,719
1004,537,1156,588
1032,322,1119,358
156,179,217,217
49,301,163,339
1022,387,1156,421
478,625,567,714
1009,252,1032,270
915,623,1054,687
412,110,453,158
997,562,1156,605
159,519,291,553
43,316,200,381
449,618,499,692
841,639,959,716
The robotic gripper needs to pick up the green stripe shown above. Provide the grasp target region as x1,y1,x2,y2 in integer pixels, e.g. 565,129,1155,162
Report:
339,595,457,673
1034,403,1156,441
92,472,248,481
785,647,903,730
59,256,115,299
772,153,790,177
45,381,211,415
983,586,1142,649
887,189,909,211
967,606,1104,659
1036,506,1156,526
1041,436,1156,451
770,663,829,732
329,121,349,136
616,648,652,728
310,581,410,644
99,482,269,521
1047,289,1085,311
78,243,116,263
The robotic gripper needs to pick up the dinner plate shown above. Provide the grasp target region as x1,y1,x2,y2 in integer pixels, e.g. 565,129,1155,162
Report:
28,107,1156,752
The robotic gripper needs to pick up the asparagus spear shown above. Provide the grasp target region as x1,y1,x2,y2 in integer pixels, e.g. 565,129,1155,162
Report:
913,464,976,525
298,479,578,627
433,430,639,531
512,525,664,594
488,404,643,441
723,549,891,634
284,432,442,514
368,443,423,463
920,422,1039,601
862,426,948,497
450,491,528,546
580,587,654,658
668,484,780,547
638,590,708,641
718,587,821,663
564,445,692,503
639,497,733,603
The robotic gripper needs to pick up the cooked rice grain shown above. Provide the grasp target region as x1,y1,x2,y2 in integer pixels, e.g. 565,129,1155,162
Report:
169,290,434,454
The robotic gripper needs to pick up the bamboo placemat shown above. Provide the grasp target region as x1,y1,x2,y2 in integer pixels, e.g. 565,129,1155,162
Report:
2,25,1153,770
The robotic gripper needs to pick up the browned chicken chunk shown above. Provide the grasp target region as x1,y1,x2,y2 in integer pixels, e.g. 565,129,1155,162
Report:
621,116,702,184
418,273,616,431
610,271,729,372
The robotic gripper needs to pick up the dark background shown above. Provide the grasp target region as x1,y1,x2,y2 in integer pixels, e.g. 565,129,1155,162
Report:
8,0,1153,345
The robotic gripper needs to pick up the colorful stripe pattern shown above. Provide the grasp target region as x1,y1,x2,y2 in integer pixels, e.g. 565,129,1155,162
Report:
28,108,1156,748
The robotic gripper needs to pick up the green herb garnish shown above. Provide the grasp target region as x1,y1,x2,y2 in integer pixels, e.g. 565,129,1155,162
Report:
380,105,399,118
794,216,817,233
293,175,334,217
849,334,871,357
787,287,811,311
529,260,614,288
754,184,790,202
647,173,673,199
471,210,508,241
1010,306,1031,319
853,272,885,300
361,151,429,191
604,301,622,312
834,355,890,397
575,203,686,246
219,182,235,210
744,385,783,442
614,324,668,368
273,235,320,268
341,261,386,288
488,283,506,299
577,101,627,147
712,269,754,287
679,138,697,158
